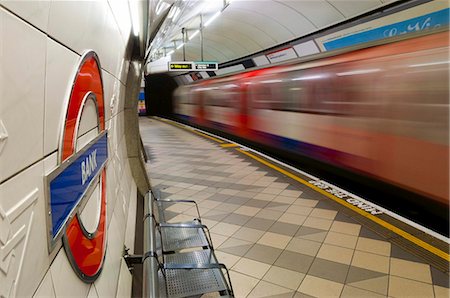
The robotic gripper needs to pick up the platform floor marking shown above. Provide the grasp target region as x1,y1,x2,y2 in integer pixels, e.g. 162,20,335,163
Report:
220,143,239,148
235,148,449,262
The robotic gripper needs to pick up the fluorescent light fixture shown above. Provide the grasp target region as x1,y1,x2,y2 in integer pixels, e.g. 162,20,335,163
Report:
337,69,380,76
204,11,221,27
292,75,323,81
261,79,282,84
409,61,450,68
176,43,184,50
189,30,200,40
167,50,174,56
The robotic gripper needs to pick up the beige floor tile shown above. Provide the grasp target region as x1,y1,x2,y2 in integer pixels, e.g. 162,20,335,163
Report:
263,266,305,290
388,276,434,297
210,222,241,237
257,232,292,249
229,270,259,298
277,213,306,225
234,206,261,216
285,238,321,256
356,237,391,256
317,243,354,265
210,233,229,247
219,188,240,195
302,217,333,230
199,200,222,209
167,214,196,223
165,203,193,213
351,251,389,274
248,281,293,297
262,187,283,195
329,221,361,236
324,231,358,249
348,276,388,295
272,195,297,204
293,199,319,208
309,208,337,220
285,205,313,216
214,251,241,268
434,285,450,298
390,258,432,283
255,209,283,221
253,193,276,201
340,285,385,298
232,227,265,242
279,189,303,198
201,218,219,228
269,182,289,189
232,257,271,279
298,275,344,297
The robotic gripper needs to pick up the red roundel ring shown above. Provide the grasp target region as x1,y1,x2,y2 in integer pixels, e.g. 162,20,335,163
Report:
61,51,107,282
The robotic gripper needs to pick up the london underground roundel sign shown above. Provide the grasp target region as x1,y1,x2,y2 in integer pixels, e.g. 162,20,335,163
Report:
46,51,107,282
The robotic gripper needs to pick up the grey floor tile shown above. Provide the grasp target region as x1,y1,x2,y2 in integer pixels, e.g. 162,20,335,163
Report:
345,266,386,284
208,193,231,202
333,211,359,224
244,243,283,265
245,217,276,231
269,222,301,236
244,199,270,208
314,200,338,210
307,258,349,283
358,226,385,240
390,244,427,263
226,196,251,205
202,211,230,221
295,226,328,239
293,292,316,298
274,251,315,273
221,213,252,226
218,243,253,257
431,266,450,288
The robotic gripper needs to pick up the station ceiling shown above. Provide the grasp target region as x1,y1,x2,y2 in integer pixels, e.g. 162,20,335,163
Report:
148,0,397,65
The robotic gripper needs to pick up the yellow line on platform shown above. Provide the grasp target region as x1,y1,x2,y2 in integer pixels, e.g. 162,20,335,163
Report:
220,143,239,148
236,148,450,262
193,131,224,143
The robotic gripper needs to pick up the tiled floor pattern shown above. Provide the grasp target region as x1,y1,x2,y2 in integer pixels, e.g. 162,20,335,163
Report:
140,117,450,298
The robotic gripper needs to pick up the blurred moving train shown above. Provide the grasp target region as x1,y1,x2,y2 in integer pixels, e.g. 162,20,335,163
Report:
173,29,449,210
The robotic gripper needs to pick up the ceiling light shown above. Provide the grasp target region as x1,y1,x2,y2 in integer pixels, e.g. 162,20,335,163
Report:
204,11,221,27
189,30,200,40
167,50,174,56
176,43,184,50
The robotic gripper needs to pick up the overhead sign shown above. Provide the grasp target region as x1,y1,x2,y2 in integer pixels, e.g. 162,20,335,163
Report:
194,61,218,70
266,47,298,63
316,1,449,51
169,61,218,71
169,62,193,71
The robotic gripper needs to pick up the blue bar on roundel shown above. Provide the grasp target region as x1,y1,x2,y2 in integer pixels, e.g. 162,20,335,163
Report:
49,133,108,238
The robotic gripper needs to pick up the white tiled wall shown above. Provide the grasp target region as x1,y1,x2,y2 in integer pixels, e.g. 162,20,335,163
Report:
0,1,143,297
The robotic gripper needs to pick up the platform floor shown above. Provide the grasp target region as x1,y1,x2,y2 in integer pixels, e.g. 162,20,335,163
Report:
140,117,449,298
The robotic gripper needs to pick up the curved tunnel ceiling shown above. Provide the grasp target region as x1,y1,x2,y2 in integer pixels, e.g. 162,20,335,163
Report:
149,0,397,66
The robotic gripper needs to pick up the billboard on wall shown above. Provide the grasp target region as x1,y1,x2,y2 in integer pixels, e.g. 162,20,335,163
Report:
315,1,449,51
138,90,146,115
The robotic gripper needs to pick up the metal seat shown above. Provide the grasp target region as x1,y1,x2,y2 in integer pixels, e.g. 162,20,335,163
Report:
149,191,213,253
143,191,234,297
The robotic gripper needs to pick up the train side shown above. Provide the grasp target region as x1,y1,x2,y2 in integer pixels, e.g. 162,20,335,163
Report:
174,31,449,207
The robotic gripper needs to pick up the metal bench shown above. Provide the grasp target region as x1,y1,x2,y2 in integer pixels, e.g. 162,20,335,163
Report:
150,190,214,253
143,191,234,297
